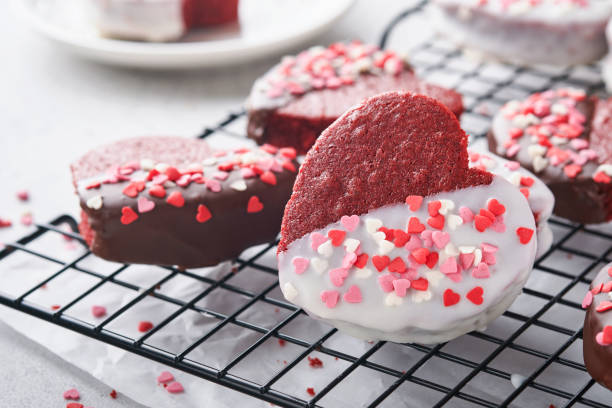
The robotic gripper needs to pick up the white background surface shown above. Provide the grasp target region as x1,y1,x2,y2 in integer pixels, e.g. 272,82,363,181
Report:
0,1,418,406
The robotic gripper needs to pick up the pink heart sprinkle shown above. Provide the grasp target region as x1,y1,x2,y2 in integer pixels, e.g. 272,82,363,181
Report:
596,331,612,346
405,269,419,281
392,279,411,297
329,268,349,287
63,388,80,400
446,272,462,283
582,291,594,309
504,161,520,171
340,215,359,231
440,257,458,275
342,252,357,269
157,371,174,384
91,305,107,318
432,231,450,249
152,174,169,185
378,274,395,293
459,253,475,270
205,179,221,192
166,381,184,394
213,171,229,181
404,235,422,251
491,216,506,233
137,197,155,213
420,230,434,247
506,144,521,157
483,252,496,266
320,290,340,308
570,138,589,150
343,285,362,303
292,257,309,275
241,168,256,178
472,262,490,279
310,232,328,251
481,243,498,253
459,207,474,223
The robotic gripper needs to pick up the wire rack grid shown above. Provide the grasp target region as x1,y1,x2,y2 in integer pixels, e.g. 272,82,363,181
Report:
1,2,612,407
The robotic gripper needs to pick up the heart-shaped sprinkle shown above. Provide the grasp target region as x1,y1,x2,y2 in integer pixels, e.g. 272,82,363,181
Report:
365,218,383,233
443,289,460,307
86,195,103,210
459,253,475,270
474,215,493,232
344,238,360,253
157,371,174,384
120,207,138,225
407,217,426,233
444,243,459,257
425,252,439,269
481,243,498,253
516,227,534,244
388,257,407,273
148,185,166,198
474,248,483,266
66,403,83,408
292,257,309,275
355,268,373,279
412,290,432,303
392,279,411,297
459,246,475,254
447,214,463,230
466,286,484,305
354,253,369,268
310,258,328,274
320,290,340,308
371,231,386,242
137,197,155,213
603,326,612,344
165,166,181,181
432,231,450,249
310,232,327,250
166,191,185,208
420,230,434,247
166,381,184,394
260,170,277,185
91,305,107,318
459,206,474,223
440,257,458,275
340,215,359,231
372,255,390,272
424,270,444,287
404,235,422,251
122,181,145,198
385,292,403,307
195,204,212,223
596,301,612,313
582,291,593,309
378,274,395,292
405,195,423,211
411,248,429,265
317,240,333,258
446,272,463,283
472,262,490,279
342,252,357,268
483,252,496,266
439,199,455,215
230,180,247,191
427,214,445,230
428,201,442,216
63,388,80,400
282,282,298,300
328,229,346,246
343,285,362,303
411,277,429,291
247,195,264,213
378,239,395,255
487,198,506,216
138,321,153,332
393,229,410,247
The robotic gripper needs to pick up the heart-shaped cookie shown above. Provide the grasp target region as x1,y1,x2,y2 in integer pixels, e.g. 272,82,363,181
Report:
278,92,537,344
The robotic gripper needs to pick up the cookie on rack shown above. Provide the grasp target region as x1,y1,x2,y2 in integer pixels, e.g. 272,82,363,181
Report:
71,136,298,267
468,147,554,258
430,0,612,65
582,262,612,391
246,41,463,154
90,0,239,42
489,88,612,225
277,92,537,344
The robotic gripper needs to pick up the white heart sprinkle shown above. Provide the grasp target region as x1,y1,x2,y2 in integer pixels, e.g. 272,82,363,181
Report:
384,292,403,307
532,156,549,173
86,195,103,210
412,290,432,303
474,248,483,266
155,163,170,173
378,239,395,255
508,172,522,186
444,243,459,257
355,268,373,279
230,180,247,191
163,181,176,188
447,214,463,231
371,231,386,242
609,292,612,301
527,144,547,159
310,258,328,275
510,373,527,389
480,157,495,170
425,270,444,287
597,164,612,176
317,240,333,258
365,218,383,234
140,158,155,171
439,199,455,215
282,282,298,301
459,246,476,254
344,238,360,253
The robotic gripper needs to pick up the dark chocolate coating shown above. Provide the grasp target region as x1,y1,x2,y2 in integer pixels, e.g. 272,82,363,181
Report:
583,263,612,391
489,97,612,224
73,137,297,268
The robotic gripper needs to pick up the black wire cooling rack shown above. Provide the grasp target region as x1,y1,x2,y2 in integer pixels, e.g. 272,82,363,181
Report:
1,2,612,407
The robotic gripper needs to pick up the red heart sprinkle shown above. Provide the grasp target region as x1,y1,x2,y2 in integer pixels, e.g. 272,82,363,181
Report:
411,278,429,291
487,199,506,216
564,164,582,179
109,389,117,399
604,326,612,344
427,214,445,230
166,191,185,208
479,208,496,222
520,188,530,198
594,171,611,184
426,251,439,269
474,215,492,232
388,257,407,273
411,248,429,264
466,286,484,305
405,195,423,211
148,185,166,198
443,289,460,307
328,229,346,246
520,177,534,187
91,305,107,318
120,207,138,225
165,166,181,181
372,255,390,272
247,196,264,213
596,301,612,313
196,204,212,223
67,404,84,408
138,321,153,332
393,229,410,247
516,227,534,244
166,381,184,394
260,170,277,185
378,227,394,241
280,147,297,159
428,201,441,216
609,267,612,277
407,217,426,233
63,388,80,400
592,283,604,295
122,181,145,198
306,387,315,396
354,253,369,268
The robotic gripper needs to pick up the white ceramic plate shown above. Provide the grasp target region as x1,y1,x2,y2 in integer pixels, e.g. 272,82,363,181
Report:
15,0,354,69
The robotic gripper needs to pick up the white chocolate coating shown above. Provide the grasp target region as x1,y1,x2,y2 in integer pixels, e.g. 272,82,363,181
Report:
468,147,555,258
430,0,612,65
90,0,186,42
278,177,537,344
603,20,612,93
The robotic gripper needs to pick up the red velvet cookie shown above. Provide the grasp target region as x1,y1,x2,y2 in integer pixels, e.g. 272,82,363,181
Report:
277,92,537,343
72,136,297,268
247,42,464,154
489,88,612,224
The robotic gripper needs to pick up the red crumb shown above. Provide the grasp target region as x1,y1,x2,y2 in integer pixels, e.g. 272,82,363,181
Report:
278,339,286,347
306,387,315,396
307,356,323,368
20,213,33,226
109,389,117,399
66,404,83,408
137,321,154,333
0,218,12,228
16,190,29,201
51,305,61,310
